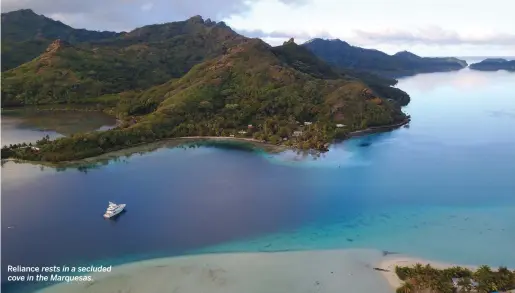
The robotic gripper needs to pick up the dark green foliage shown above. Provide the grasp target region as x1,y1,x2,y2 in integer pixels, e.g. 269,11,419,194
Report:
470,58,515,71
1,9,121,71
1,15,247,107
302,38,468,78
2,12,414,162
395,263,515,293
4,39,408,162
271,39,410,106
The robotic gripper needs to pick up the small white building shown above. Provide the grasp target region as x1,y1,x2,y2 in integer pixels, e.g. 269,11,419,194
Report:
336,124,346,128
451,278,479,289
229,134,235,137
293,131,303,137
304,122,312,126
238,130,247,135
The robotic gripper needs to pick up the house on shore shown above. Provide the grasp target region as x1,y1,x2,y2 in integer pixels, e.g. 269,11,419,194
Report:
451,278,479,290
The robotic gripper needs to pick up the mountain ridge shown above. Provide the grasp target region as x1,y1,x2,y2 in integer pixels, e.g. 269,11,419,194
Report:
1,9,122,71
2,10,412,162
302,38,468,78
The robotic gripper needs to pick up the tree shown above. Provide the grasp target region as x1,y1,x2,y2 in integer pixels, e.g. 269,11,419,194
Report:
457,277,474,293
396,282,414,293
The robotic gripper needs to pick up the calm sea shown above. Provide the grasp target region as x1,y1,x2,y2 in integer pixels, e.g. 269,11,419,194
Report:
2,67,515,292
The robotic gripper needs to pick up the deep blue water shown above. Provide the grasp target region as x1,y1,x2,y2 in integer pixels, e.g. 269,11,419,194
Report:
2,68,515,292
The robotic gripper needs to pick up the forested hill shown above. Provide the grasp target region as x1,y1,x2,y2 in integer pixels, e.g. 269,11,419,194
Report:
1,15,248,107
1,12,410,108
3,38,408,161
2,11,413,161
302,38,468,78
1,9,121,71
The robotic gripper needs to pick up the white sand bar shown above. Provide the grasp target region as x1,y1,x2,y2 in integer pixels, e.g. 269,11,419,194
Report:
38,249,395,293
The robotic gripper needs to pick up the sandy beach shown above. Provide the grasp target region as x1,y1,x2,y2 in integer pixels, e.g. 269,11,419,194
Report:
38,249,395,293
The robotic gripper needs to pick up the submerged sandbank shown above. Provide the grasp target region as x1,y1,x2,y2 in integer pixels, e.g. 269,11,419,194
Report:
38,249,394,293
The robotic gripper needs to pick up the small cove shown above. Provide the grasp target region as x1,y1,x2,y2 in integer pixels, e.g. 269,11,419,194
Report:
2,68,515,293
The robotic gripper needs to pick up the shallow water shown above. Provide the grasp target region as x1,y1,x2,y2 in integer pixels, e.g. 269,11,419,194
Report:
2,68,515,292
1,108,117,146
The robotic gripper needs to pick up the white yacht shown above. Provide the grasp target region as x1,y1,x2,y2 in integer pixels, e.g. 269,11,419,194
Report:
103,202,126,218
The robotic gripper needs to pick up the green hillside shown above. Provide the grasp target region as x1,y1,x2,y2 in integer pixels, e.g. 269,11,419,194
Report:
1,16,247,107
4,38,408,162
1,9,121,71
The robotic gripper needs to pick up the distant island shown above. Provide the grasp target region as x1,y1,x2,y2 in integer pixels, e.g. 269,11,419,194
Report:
302,38,468,78
1,9,412,163
469,58,515,72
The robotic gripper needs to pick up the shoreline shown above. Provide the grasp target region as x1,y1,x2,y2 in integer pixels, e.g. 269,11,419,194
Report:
2,119,410,168
31,249,495,293
347,118,410,138
35,249,393,293
1,136,287,169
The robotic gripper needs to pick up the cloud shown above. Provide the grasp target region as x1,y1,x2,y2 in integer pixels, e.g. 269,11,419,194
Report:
140,2,153,11
1,0,307,32
352,26,515,47
236,28,333,41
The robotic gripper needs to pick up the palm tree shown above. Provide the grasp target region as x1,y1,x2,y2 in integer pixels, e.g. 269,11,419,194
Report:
495,266,513,291
475,265,494,293
396,282,414,293
413,263,424,274
457,277,474,293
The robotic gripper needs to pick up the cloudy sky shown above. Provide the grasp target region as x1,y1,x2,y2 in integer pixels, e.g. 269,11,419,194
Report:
3,0,514,56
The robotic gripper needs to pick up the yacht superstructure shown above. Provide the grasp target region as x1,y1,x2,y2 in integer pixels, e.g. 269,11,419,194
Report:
103,202,126,218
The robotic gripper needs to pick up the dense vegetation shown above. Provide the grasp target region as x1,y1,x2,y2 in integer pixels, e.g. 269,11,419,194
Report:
1,9,121,71
2,10,413,162
302,38,468,78
395,264,515,293
469,59,515,72
272,39,410,106
1,14,247,107
2,38,408,162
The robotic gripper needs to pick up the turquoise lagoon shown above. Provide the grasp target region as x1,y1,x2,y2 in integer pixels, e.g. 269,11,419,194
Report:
2,68,515,292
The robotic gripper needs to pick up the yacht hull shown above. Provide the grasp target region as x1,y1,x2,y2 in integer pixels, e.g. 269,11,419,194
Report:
103,204,126,218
